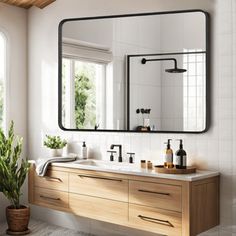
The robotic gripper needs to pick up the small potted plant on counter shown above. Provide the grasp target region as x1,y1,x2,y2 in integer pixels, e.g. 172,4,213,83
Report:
0,121,30,235
44,135,67,157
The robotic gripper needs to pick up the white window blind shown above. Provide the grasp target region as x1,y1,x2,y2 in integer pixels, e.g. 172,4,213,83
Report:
62,37,113,64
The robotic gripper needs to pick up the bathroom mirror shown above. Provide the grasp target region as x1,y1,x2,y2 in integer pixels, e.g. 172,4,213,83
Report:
58,10,209,133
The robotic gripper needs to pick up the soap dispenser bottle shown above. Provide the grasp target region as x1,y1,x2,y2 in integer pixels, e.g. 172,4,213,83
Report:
175,139,187,169
81,141,88,159
164,139,174,168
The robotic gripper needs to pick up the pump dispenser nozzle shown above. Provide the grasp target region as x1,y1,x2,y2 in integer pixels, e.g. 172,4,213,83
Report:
176,139,183,149
176,139,183,146
81,141,87,159
164,139,172,149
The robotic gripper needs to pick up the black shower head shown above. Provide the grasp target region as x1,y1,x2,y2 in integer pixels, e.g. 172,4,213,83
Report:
165,68,187,73
141,57,187,74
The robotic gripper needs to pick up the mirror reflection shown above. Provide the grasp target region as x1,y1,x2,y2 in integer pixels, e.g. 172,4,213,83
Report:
59,11,208,132
128,52,206,132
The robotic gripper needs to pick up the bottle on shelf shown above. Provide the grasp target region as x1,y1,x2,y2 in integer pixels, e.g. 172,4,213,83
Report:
175,139,187,169
140,160,146,168
81,141,88,159
147,161,153,169
164,139,174,168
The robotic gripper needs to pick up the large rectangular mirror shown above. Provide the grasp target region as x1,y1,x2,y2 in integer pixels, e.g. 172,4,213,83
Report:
58,10,209,133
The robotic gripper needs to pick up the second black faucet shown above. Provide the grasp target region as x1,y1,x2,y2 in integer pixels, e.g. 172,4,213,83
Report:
110,144,122,162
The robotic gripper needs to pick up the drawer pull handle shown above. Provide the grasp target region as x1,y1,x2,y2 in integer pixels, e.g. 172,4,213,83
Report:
40,195,61,201
43,176,62,183
78,175,122,182
138,189,170,196
138,215,174,227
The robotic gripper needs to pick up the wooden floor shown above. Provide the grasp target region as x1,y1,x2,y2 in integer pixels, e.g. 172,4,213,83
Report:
0,219,95,236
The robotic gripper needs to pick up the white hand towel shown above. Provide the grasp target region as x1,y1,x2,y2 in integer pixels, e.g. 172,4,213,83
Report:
35,156,76,176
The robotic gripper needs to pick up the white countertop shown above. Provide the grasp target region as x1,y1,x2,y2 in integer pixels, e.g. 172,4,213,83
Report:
30,159,219,182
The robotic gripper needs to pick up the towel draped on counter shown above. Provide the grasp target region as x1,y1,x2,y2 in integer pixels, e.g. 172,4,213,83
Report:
35,156,77,176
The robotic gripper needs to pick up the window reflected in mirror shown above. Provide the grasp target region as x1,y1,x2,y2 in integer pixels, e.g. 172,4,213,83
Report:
62,58,100,129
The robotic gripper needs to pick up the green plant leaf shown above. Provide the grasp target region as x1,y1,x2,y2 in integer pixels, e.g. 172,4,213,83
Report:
44,135,67,149
0,121,29,209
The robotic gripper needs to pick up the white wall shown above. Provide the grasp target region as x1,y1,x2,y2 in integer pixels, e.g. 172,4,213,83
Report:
63,20,113,48
160,12,206,53
28,0,236,235
0,3,27,222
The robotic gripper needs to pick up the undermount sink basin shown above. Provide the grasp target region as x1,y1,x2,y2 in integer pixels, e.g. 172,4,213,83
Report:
74,159,140,172
75,160,103,167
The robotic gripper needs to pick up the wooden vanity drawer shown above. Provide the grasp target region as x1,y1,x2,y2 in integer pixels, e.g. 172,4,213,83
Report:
34,170,68,191
129,204,182,236
69,193,128,224
34,187,69,210
69,173,128,202
129,181,182,212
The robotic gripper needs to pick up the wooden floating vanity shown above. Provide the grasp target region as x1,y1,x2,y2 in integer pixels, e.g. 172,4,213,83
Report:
28,162,219,236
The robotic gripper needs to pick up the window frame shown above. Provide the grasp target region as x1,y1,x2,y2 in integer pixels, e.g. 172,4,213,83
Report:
0,30,9,132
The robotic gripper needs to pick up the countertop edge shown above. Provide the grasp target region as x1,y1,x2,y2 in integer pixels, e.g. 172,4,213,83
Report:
29,160,220,182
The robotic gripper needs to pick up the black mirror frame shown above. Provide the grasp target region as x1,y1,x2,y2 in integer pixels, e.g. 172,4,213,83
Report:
58,9,210,133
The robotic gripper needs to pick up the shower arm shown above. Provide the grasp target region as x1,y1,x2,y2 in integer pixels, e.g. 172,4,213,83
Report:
141,58,177,68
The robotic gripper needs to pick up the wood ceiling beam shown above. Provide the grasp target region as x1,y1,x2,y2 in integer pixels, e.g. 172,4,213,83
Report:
0,0,56,9
34,0,55,9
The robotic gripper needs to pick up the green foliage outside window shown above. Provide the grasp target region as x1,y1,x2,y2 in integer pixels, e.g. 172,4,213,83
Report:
62,59,97,129
74,62,96,129
75,73,91,128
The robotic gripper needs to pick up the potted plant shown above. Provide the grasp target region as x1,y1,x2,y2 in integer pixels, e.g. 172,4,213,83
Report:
0,121,30,235
44,135,67,157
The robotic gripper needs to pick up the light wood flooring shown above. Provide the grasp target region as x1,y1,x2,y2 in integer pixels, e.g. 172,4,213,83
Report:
0,219,95,236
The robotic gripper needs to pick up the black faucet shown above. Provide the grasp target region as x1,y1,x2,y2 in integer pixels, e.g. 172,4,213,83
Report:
110,144,122,162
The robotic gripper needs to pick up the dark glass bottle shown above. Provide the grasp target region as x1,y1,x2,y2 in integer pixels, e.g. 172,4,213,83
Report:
175,139,187,169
